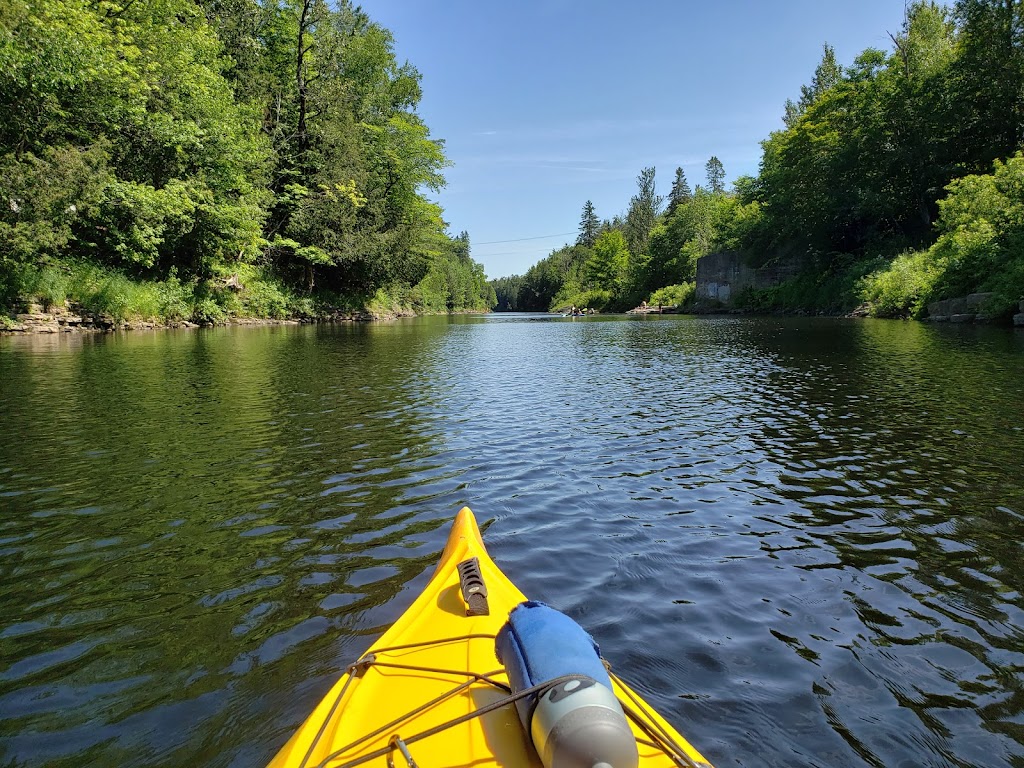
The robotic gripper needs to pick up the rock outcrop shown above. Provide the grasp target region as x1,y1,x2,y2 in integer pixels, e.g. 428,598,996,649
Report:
926,293,996,323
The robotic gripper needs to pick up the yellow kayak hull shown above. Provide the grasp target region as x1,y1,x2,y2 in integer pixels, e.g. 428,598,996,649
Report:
268,507,712,768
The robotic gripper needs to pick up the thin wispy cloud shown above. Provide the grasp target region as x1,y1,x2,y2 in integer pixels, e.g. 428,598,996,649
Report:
458,153,615,173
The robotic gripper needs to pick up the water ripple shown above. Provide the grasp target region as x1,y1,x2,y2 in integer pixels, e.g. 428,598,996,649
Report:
2,317,1024,766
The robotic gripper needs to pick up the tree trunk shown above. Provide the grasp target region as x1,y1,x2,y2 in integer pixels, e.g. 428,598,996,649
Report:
296,0,311,158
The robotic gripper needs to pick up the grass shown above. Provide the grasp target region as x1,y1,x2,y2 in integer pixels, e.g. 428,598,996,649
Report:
1,258,364,325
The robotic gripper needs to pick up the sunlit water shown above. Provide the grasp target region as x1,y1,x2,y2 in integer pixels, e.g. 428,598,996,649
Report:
2,315,1024,767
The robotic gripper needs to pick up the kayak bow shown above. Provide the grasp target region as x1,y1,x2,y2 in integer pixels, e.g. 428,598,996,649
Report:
267,507,712,768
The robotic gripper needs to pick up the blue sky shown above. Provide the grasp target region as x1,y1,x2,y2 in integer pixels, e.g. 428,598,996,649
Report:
364,0,916,279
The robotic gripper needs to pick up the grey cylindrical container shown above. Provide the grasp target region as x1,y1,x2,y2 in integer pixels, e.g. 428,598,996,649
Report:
530,676,639,768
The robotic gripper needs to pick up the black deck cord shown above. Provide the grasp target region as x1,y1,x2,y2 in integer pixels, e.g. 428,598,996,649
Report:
311,673,587,768
313,663,509,762
297,634,501,768
298,635,705,768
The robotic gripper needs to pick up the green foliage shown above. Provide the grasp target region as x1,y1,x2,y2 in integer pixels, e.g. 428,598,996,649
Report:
735,259,886,314
0,144,110,264
853,153,1024,320
236,273,290,319
644,189,740,295
577,200,600,247
516,245,589,311
666,167,692,215
858,250,941,317
366,285,413,318
4,257,328,324
409,233,493,313
623,167,661,257
783,43,842,127
490,274,525,311
490,2,1024,322
587,231,630,291
157,273,192,321
10,0,1023,325
191,297,227,324
0,0,453,318
648,283,695,307
927,153,1024,311
551,286,612,313
16,261,165,321
704,157,725,194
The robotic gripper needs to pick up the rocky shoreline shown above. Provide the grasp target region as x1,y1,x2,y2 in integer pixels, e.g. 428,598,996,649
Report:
925,293,1024,326
0,303,403,335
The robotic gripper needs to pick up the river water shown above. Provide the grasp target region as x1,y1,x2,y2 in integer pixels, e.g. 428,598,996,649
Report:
1,314,1023,767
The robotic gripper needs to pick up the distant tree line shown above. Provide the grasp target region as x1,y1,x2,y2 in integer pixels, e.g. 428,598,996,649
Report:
0,0,493,322
493,0,1024,320
492,159,736,313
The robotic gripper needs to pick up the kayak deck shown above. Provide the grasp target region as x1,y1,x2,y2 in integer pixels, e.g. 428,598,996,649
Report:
267,507,712,768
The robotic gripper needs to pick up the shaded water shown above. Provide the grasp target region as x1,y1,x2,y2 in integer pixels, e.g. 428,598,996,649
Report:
2,315,1024,767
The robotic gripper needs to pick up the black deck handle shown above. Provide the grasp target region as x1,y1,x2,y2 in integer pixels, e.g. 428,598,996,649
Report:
457,557,489,616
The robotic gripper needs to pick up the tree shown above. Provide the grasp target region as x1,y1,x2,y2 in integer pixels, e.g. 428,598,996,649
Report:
490,274,525,310
273,1,450,294
623,167,662,256
586,230,630,290
783,43,843,127
949,0,1024,174
705,156,725,194
577,200,600,247
452,231,471,262
647,189,737,288
666,167,693,215
0,0,272,279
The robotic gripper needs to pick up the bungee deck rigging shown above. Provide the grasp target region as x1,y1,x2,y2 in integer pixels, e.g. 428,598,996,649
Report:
267,508,713,768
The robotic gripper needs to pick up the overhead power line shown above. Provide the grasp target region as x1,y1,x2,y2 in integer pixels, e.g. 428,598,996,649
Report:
473,231,577,246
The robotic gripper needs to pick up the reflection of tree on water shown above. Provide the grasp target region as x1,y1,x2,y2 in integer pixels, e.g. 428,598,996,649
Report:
733,317,1024,762
0,321,454,764
4,316,1024,767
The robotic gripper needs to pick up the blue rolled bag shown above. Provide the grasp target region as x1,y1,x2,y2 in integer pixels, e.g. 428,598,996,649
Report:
495,601,639,768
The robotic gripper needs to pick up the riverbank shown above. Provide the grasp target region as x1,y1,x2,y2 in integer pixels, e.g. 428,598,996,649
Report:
0,257,491,335
0,301,414,335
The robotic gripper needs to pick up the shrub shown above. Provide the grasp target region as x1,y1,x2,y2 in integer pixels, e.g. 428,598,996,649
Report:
648,282,694,307
158,273,192,321
549,287,612,312
858,250,942,318
241,277,289,318
191,297,226,324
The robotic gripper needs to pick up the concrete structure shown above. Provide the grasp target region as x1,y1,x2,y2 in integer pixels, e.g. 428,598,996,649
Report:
695,251,800,307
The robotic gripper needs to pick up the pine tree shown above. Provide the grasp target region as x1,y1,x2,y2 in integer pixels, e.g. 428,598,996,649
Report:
577,200,600,247
624,167,662,256
705,156,725,194
666,166,692,215
783,43,842,127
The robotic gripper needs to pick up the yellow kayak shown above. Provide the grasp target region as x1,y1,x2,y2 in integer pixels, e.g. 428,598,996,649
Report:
268,507,712,768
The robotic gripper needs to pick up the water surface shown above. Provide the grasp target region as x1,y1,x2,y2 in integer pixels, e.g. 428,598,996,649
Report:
2,315,1024,767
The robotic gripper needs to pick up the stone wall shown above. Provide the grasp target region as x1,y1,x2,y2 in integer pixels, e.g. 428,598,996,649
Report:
695,251,800,306
926,292,997,323
925,294,1024,326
